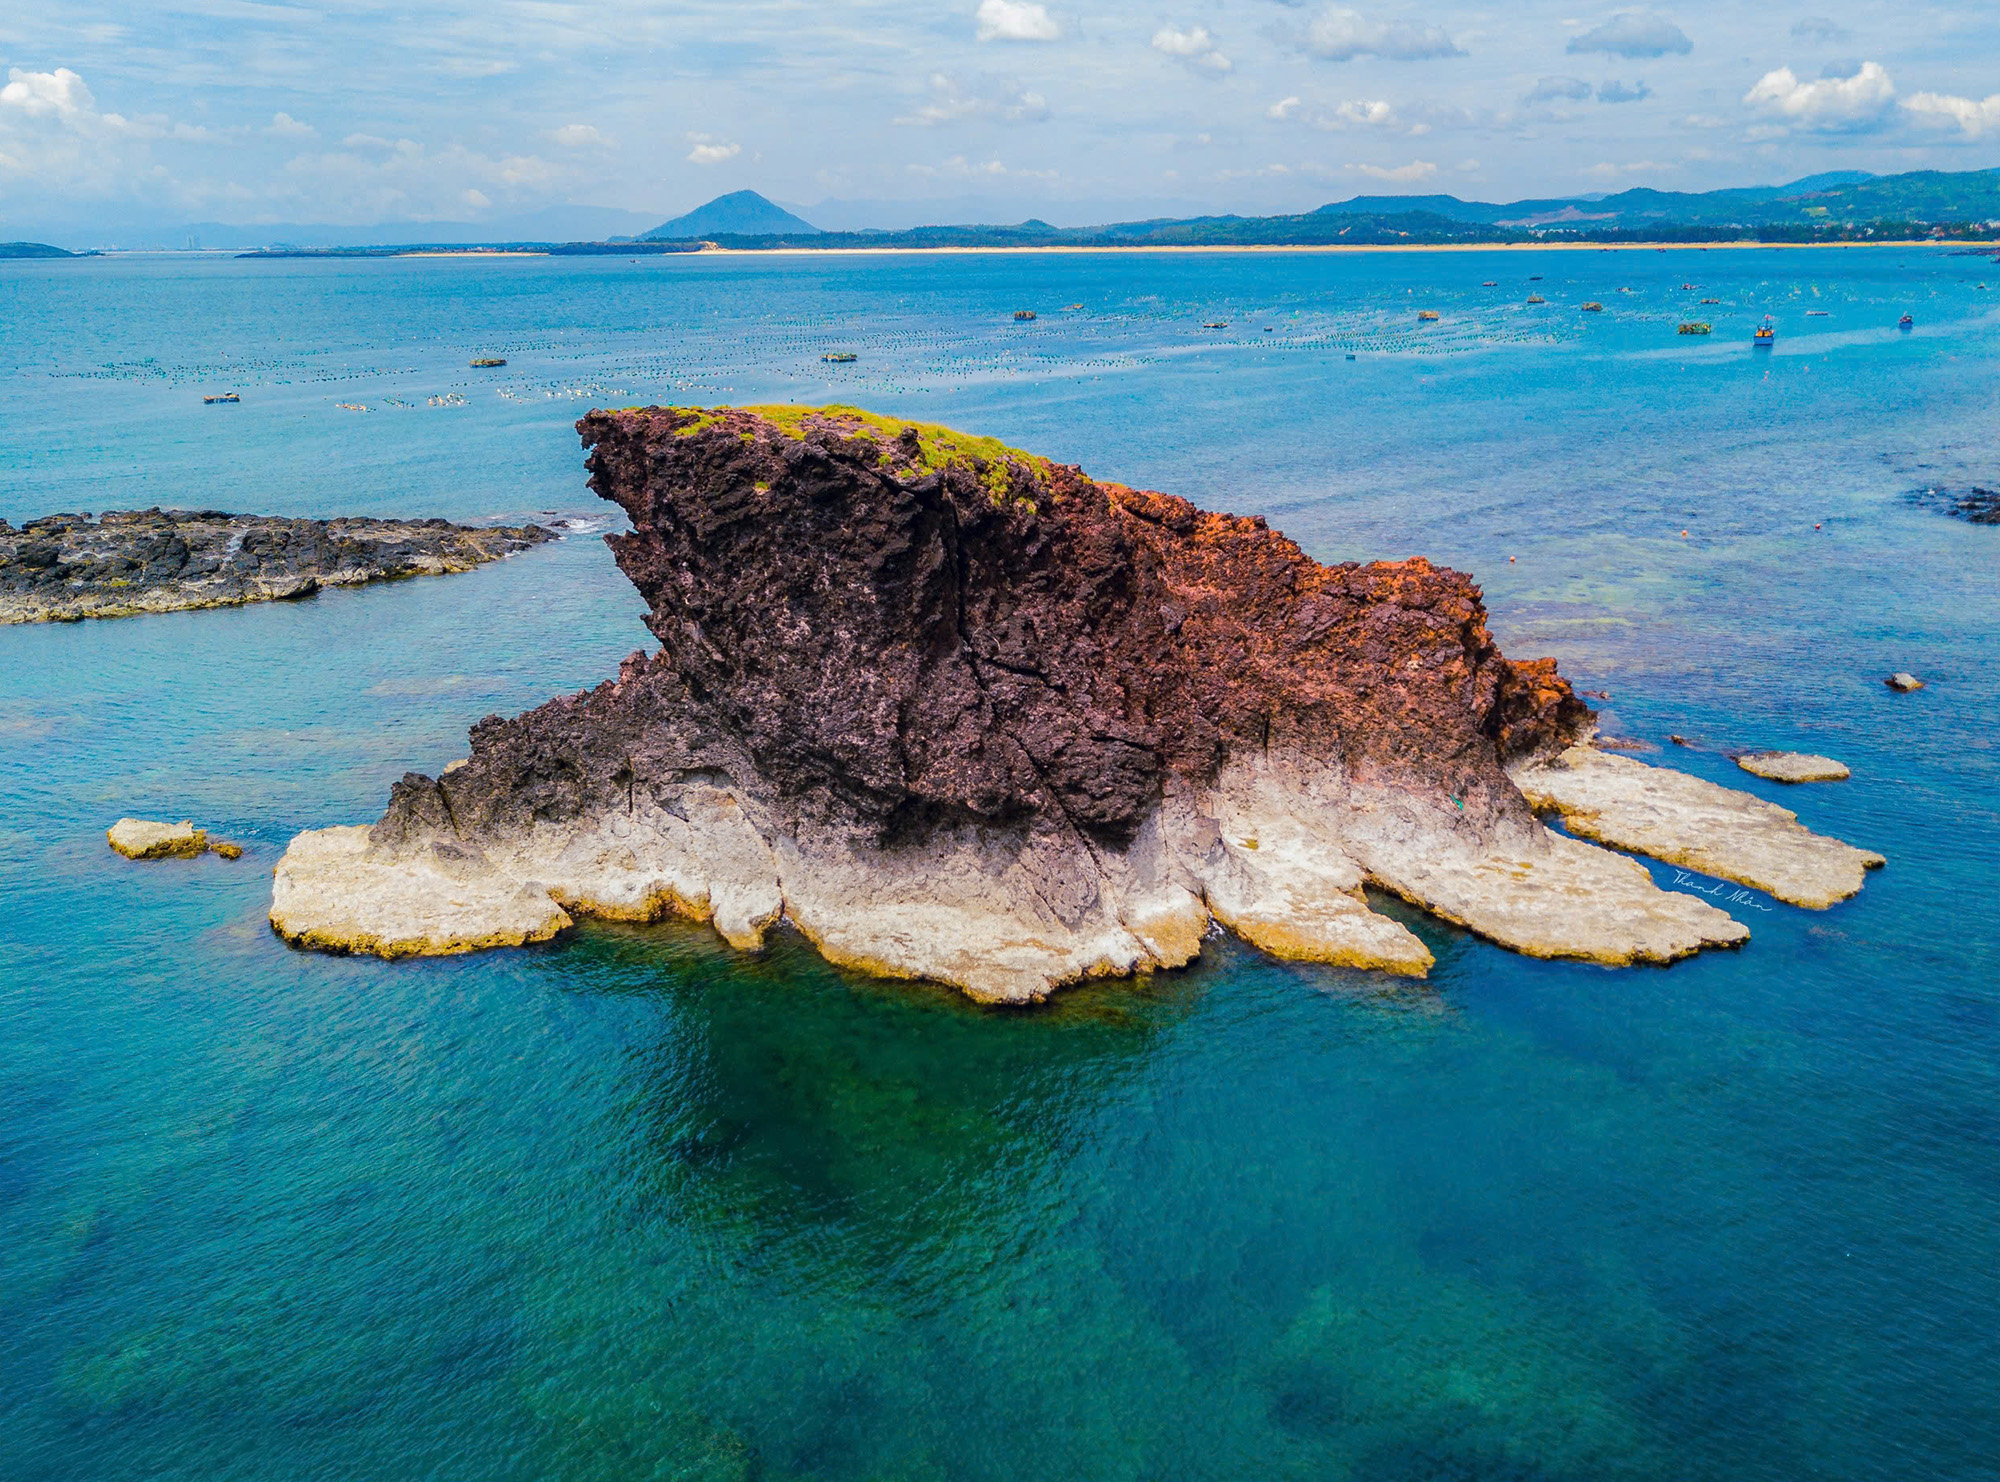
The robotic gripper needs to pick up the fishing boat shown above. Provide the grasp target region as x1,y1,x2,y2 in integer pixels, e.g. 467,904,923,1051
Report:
1581,302,1604,312
1417,310,1439,322
1202,321,1229,329
1481,280,1498,287
1898,314,1914,331
470,357,506,367
1753,320,1775,348
1678,323,1711,335
203,392,240,404
821,352,857,363
1699,297,1720,304
1013,310,1036,321
1526,294,1546,305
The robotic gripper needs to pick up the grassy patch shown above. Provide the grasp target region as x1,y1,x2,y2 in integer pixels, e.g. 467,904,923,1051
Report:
680,404,1053,504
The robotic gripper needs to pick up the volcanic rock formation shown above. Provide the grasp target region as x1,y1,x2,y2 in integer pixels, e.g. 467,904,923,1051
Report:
0,509,551,623
271,406,1880,1000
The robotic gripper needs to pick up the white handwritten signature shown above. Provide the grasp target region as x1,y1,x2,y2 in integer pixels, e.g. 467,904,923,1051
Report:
1670,869,1774,911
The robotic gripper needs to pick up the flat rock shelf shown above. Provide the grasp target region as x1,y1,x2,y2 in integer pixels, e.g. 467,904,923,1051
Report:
0,508,552,623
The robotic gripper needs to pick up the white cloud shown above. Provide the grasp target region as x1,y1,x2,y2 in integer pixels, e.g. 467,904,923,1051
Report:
1745,61,1895,131
1315,99,1401,129
1152,25,1232,75
1567,13,1692,59
462,188,491,209
1353,159,1437,181
1298,8,1462,62
1904,90,2000,139
685,132,741,164
1790,17,1851,44
0,65,165,196
1295,97,1468,135
1586,159,1675,179
267,112,316,139
1597,79,1650,103
1,67,98,120
552,123,606,148
895,73,1049,126
1267,96,1301,119
975,0,1059,43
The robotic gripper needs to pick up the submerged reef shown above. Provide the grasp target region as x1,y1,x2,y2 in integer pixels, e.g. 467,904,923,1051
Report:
271,405,1881,1001
1909,485,2000,525
0,508,551,623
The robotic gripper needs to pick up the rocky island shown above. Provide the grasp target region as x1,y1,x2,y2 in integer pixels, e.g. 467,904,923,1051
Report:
270,406,1882,1001
0,508,552,623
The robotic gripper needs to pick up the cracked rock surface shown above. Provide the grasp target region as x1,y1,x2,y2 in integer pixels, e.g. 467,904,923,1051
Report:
271,405,1875,999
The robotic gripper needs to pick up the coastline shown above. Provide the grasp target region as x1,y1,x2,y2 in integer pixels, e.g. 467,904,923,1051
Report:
211,238,1996,263
684,238,1992,258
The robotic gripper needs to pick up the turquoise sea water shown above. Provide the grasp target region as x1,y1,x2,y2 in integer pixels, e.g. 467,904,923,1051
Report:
1,247,1995,1480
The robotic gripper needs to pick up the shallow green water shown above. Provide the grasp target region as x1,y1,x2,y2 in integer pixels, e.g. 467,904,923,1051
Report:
2,248,1995,1479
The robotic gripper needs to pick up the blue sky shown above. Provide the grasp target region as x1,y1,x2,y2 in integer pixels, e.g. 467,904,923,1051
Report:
1,1,1997,231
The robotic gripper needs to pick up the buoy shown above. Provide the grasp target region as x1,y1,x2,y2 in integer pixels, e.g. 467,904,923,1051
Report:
1681,529,1689,537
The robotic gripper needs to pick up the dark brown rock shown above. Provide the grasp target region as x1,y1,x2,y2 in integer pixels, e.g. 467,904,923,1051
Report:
387,405,1592,852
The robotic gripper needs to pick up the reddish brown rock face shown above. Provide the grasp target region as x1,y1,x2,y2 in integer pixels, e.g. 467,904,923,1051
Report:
305,404,1785,998
539,405,1589,849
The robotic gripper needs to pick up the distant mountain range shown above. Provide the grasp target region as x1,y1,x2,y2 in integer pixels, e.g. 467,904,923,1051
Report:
621,172,2000,250
22,167,2000,259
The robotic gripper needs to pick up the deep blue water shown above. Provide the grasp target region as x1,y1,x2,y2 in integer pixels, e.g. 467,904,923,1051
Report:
1,247,1995,1481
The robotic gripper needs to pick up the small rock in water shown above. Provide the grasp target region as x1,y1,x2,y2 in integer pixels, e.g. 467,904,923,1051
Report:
211,841,245,860
108,818,207,860
1736,752,1851,784
1886,672,1925,692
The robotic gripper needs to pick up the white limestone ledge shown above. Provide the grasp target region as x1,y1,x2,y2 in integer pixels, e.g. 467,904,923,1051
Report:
1510,745,1883,911
258,740,1895,999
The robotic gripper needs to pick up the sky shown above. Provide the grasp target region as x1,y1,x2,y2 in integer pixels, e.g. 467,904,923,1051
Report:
1,0,1997,235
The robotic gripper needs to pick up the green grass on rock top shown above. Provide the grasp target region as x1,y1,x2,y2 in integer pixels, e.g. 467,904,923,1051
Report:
658,403,1051,503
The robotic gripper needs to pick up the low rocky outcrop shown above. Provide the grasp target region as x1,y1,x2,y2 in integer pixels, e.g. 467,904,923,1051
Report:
1735,751,1850,783
1909,485,2000,525
271,406,1881,1000
0,509,551,623
108,818,245,860
109,819,207,860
